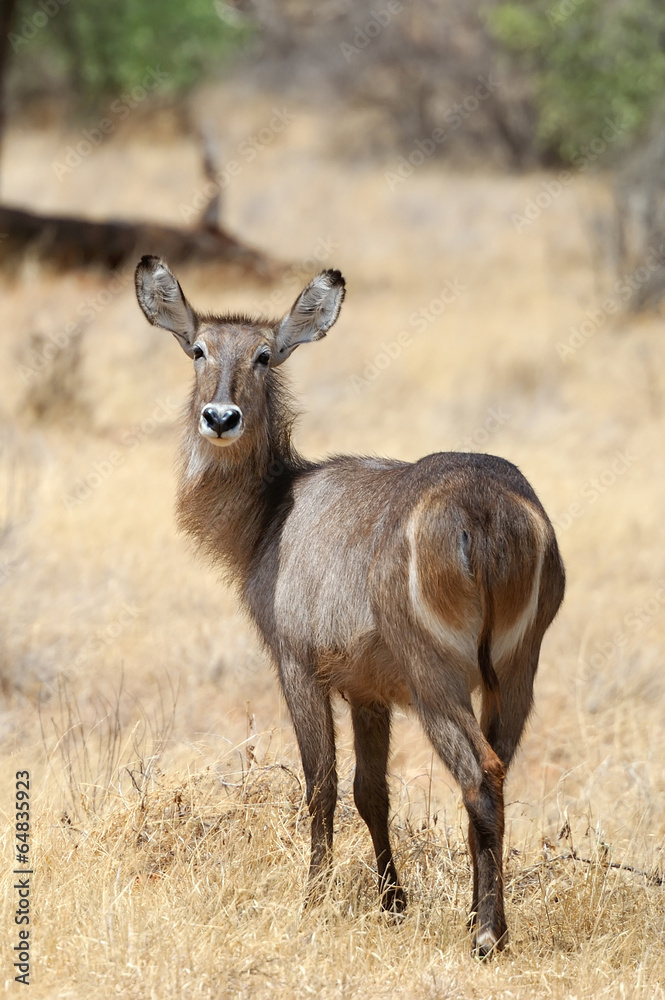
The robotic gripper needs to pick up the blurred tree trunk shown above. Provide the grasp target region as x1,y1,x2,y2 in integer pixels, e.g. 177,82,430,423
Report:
0,0,18,179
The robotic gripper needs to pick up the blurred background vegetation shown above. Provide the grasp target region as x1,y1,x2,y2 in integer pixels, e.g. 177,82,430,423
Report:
488,0,665,164
4,0,664,167
7,0,252,108
4,0,665,303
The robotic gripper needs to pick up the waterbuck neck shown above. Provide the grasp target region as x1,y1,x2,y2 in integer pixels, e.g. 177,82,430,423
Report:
174,374,306,583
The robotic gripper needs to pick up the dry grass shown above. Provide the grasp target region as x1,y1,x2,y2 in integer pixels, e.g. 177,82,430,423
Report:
2,87,665,997
3,693,663,999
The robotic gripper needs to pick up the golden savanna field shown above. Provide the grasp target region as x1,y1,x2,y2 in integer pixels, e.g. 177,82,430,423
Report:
2,85,665,998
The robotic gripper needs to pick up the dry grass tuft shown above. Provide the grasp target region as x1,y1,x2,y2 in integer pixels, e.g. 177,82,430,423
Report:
22,326,90,426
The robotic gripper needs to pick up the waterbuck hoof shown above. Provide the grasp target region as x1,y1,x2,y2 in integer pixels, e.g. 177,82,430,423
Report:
472,928,507,959
380,884,407,920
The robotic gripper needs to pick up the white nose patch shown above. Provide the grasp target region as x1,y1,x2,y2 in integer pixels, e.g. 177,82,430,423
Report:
199,404,244,446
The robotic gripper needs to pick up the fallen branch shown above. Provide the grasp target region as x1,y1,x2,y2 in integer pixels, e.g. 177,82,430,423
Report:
0,204,277,276
512,849,663,886
567,848,663,885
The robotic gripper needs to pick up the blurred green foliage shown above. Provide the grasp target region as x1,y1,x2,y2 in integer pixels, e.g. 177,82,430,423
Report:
10,0,251,107
487,0,665,163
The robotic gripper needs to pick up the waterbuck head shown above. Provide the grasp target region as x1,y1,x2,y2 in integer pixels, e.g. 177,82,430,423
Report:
134,255,346,454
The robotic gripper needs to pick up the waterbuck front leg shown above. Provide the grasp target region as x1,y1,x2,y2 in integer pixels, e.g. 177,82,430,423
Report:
279,659,337,894
351,701,406,915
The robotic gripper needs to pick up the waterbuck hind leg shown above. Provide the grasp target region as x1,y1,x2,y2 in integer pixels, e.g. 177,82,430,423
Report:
351,701,406,915
467,820,480,933
464,649,541,949
464,749,506,958
279,660,337,895
415,696,507,957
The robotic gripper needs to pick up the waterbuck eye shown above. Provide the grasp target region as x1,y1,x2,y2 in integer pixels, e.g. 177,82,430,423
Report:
255,349,271,367
192,345,205,361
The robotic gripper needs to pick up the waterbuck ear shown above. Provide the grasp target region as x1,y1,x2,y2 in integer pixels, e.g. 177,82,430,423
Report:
273,269,346,366
135,255,198,357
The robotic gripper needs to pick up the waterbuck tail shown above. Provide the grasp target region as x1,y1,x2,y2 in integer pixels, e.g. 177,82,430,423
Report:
474,548,501,710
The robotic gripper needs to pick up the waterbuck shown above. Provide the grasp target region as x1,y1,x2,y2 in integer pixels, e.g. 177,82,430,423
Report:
135,256,565,956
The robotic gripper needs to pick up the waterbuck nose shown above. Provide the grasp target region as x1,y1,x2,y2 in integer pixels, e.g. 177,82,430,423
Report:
202,405,242,437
